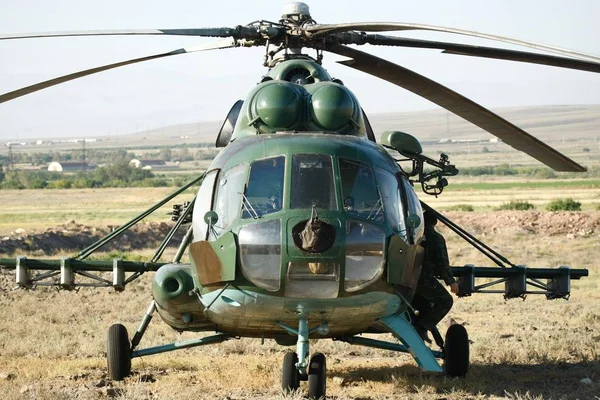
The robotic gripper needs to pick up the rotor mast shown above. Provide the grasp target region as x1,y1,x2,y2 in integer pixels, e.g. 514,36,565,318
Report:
265,2,320,65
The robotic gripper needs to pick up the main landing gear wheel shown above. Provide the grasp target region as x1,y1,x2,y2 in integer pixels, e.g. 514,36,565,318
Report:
443,324,470,377
281,351,300,393
107,324,132,381
308,352,326,400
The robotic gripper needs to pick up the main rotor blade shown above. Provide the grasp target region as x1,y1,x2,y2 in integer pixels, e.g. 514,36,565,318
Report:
0,39,237,104
308,22,600,63
362,35,600,74
0,28,263,40
327,44,585,172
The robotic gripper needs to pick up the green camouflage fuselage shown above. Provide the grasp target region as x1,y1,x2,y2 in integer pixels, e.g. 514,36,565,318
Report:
151,59,425,339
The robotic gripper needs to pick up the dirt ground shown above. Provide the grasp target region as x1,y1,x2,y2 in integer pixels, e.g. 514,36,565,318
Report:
0,220,183,256
446,211,600,238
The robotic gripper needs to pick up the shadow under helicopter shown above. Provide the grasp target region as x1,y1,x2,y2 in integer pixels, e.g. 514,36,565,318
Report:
329,360,600,398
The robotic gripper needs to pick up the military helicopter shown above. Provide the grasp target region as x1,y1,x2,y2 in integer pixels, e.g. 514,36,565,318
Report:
0,2,595,398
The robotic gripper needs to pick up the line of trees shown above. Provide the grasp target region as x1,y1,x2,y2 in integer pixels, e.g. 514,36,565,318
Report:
0,148,134,166
0,145,218,166
0,161,186,189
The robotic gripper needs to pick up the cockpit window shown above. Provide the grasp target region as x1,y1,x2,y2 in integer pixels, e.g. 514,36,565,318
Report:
375,168,407,238
291,154,336,210
211,164,247,239
339,159,383,222
400,176,424,244
242,156,285,219
192,169,218,241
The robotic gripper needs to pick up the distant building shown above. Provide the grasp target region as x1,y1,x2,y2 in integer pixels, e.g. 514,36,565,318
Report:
129,159,166,170
48,162,95,172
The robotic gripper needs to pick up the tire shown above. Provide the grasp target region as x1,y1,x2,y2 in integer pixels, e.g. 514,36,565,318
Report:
281,351,300,393
308,352,326,400
444,324,469,377
107,324,132,381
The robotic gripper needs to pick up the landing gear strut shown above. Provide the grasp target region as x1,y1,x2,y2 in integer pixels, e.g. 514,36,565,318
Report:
106,300,230,380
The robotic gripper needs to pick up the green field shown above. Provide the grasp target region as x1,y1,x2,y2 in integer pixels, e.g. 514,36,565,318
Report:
445,179,600,190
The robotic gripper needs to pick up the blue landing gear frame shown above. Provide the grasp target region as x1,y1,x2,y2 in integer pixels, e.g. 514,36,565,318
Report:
338,313,444,373
125,299,231,359
131,333,230,358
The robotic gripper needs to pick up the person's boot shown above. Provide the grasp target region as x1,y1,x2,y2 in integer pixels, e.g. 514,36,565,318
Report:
431,328,444,348
414,325,432,343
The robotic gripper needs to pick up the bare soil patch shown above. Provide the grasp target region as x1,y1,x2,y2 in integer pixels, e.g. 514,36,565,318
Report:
2,211,599,257
444,210,600,237
0,220,183,256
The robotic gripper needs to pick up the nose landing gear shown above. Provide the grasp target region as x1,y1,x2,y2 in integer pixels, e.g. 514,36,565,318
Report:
277,308,329,399
281,351,327,399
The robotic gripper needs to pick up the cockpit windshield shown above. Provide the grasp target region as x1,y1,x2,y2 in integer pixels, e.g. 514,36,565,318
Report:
242,156,284,219
290,154,336,210
339,159,383,222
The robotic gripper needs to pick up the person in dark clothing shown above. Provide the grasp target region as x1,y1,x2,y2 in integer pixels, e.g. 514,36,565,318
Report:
412,210,459,343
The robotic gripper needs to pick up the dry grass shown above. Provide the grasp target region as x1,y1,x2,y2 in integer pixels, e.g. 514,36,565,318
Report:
1,274,598,399
1,187,600,399
0,187,194,236
423,179,600,211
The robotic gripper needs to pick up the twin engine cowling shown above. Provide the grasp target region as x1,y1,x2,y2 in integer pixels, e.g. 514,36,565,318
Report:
248,81,360,133
227,58,371,140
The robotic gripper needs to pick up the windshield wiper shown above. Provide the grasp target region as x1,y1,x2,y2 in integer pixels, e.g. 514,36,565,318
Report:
366,198,383,221
240,192,259,219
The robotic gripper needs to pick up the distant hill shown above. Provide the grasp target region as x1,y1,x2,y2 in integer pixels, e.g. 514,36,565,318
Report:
368,104,600,143
126,104,600,145
8,105,600,157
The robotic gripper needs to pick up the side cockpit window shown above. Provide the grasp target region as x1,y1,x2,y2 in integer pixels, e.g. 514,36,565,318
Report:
242,156,285,219
400,176,424,244
291,154,336,210
192,170,219,241
211,164,247,239
339,159,383,222
375,168,407,238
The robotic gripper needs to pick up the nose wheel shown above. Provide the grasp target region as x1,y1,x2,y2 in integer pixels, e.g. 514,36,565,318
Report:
281,351,300,393
281,351,327,399
308,352,326,399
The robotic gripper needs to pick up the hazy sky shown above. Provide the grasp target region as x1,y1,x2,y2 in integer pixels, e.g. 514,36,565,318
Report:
1,0,599,140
